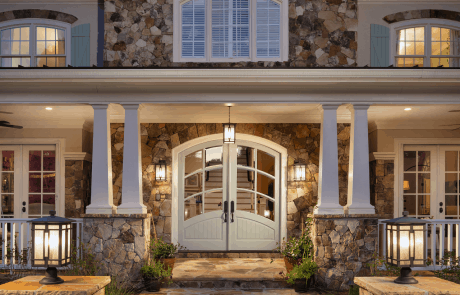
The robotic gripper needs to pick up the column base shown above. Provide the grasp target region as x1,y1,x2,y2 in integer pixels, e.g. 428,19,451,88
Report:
313,206,344,215
344,204,375,215
85,205,117,215
117,204,147,214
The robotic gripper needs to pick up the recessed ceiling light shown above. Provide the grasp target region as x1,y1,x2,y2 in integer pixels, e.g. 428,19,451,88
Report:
404,107,412,111
45,107,52,110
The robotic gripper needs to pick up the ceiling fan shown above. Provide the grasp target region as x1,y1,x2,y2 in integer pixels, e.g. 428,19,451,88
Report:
0,111,13,114
449,110,460,112
439,124,460,131
0,121,23,129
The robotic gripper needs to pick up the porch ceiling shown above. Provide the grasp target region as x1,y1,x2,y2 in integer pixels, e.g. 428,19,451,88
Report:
1,103,460,132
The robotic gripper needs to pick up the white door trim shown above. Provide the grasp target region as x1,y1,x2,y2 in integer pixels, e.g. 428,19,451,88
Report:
0,138,66,218
394,138,460,218
172,133,288,246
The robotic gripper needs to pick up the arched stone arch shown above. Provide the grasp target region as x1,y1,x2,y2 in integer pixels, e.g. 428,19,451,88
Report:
383,9,460,24
0,9,78,24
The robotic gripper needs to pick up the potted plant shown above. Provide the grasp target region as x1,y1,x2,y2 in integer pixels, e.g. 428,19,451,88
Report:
149,237,186,272
140,259,173,292
284,256,318,292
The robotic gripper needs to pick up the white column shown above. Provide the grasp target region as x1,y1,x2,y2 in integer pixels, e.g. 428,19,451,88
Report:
117,104,147,214
314,104,344,215
345,104,375,214
86,104,116,214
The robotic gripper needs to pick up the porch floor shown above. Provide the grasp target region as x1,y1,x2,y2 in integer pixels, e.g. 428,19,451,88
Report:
141,289,319,294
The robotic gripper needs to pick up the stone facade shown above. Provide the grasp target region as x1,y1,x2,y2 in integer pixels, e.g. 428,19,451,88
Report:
0,9,78,24
109,123,351,242
65,160,92,218
383,9,460,24
81,214,151,284
104,0,358,67
369,160,394,220
312,214,380,291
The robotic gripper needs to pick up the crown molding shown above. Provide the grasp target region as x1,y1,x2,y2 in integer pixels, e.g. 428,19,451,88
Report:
369,152,396,162
372,120,460,130
64,152,92,162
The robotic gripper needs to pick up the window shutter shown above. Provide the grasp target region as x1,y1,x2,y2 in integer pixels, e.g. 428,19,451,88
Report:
71,24,90,67
182,0,206,58
256,0,280,58
370,24,390,67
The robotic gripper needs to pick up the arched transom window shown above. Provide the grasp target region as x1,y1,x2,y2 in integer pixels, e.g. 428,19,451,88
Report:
0,19,71,67
173,0,288,62
392,20,460,67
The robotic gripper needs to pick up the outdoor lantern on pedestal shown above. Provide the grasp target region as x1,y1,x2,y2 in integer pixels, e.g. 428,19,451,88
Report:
223,106,236,143
27,210,74,285
155,160,167,181
382,211,429,284
293,161,306,181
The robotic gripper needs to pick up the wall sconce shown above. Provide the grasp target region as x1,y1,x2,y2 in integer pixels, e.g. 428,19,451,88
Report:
382,211,429,284
294,161,306,181
27,210,74,284
155,160,167,181
403,180,410,191
223,106,236,143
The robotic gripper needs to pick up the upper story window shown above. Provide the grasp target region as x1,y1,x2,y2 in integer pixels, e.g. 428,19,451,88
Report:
391,19,460,67
0,19,71,67
173,0,288,62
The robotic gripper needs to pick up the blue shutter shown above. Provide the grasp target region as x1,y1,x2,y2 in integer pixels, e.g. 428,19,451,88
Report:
182,0,205,58
256,0,280,58
370,24,390,67
71,24,90,67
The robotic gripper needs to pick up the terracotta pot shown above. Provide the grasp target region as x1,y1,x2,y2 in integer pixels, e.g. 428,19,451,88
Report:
294,277,313,293
155,258,176,271
284,257,297,273
143,277,161,292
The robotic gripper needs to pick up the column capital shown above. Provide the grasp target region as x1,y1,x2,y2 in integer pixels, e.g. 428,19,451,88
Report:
120,103,145,111
90,103,110,110
318,104,342,111
347,104,372,112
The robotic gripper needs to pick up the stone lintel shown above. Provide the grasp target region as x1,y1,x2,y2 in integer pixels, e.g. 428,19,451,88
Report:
313,214,383,219
81,213,151,218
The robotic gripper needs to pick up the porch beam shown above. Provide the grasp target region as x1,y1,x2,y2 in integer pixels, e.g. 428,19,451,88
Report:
314,104,344,215
345,104,375,214
117,104,147,214
86,104,116,214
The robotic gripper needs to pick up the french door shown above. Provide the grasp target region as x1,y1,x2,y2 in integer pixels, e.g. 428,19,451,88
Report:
1,145,59,220
401,144,460,219
178,139,280,251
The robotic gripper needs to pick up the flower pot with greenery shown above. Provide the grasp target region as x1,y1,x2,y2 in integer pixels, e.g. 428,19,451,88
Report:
140,259,173,292
149,237,186,272
285,257,318,293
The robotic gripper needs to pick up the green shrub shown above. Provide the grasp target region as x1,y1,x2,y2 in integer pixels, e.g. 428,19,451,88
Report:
274,217,314,262
62,237,100,276
140,259,173,285
284,257,318,285
149,237,185,259
348,285,360,295
426,250,460,284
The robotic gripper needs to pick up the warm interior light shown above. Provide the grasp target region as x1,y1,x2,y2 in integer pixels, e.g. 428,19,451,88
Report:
223,123,235,143
404,108,412,111
156,160,166,181
294,162,306,181
45,107,52,110
264,210,270,218
404,180,410,190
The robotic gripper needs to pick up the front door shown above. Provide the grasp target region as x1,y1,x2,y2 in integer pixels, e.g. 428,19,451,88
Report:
402,145,460,219
178,139,280,251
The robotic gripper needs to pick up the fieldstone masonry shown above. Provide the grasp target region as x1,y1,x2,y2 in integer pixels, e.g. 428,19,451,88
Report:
81,214,151,285
109,123,351,242
312,214,380,291
104,0,358,67
383,9,460,24
65,160,92,218
369,160,394,220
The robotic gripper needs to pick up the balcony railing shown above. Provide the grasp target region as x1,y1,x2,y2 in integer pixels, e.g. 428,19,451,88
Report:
378,219,460,271
0,218,83,272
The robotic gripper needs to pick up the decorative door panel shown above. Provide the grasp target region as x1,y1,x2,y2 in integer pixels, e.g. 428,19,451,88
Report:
0,146,22,219
439,146,460,219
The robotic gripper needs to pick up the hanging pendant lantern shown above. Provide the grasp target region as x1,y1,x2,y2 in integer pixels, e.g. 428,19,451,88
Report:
155,160,167,181
223,106,236,143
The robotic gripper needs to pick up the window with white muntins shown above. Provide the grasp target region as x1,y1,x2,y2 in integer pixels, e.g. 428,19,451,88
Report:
391,19,460,67
173,0,288,62
0,19,71,67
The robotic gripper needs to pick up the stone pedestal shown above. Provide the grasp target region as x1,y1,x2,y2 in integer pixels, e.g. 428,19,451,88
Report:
82,214,151,284
312,214,381,291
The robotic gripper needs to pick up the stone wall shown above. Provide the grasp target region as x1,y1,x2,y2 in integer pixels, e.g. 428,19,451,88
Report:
65,160,92,218
109,123,351,242
104,0,358,67
312,214,379,291
369,160,394,220
82,214,151,284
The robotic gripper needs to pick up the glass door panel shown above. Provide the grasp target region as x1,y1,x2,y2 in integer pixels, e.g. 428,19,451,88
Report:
440,147,460,219
1,148,20,219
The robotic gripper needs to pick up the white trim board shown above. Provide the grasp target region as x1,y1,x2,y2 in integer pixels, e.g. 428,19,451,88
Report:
393,138,460,218
63,152,92,162
0,138,66,218
369,152,396,162
171,133,288,247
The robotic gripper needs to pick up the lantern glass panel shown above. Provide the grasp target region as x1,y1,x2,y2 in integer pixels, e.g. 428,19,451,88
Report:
45,231,49,258
392,230,397,259
61,226,66,261
67,226,70,262
156,163,166,181
387,229,390,256
400,226,410,261
410,231,414,258
415,230,424,260
34,227,44,260
49,225,59,265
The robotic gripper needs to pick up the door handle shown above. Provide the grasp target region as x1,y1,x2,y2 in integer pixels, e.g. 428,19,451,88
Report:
440,207,444,213
231,201,234,223
224,201,228,222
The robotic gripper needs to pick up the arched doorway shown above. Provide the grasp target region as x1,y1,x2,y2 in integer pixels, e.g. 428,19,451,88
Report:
172,134,287,251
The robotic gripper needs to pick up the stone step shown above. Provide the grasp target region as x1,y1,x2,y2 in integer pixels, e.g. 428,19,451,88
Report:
164,258,289,290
